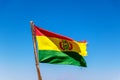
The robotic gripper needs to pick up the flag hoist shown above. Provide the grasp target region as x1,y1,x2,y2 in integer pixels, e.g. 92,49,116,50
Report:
30,21,88,80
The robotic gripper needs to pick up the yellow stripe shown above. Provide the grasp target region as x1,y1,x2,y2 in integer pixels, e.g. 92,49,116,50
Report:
36,36,87,56
78,42,87,56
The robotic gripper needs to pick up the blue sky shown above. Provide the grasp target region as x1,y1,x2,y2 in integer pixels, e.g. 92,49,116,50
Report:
0,0,120,80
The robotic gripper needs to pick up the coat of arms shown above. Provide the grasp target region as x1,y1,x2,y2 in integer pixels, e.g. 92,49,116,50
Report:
59,40,73,50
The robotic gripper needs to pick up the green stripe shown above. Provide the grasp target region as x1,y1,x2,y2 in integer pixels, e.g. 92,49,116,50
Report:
38,50,87,67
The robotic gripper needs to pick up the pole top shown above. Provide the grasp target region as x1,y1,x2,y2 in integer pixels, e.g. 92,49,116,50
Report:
30,20,33,24
30,21,35,27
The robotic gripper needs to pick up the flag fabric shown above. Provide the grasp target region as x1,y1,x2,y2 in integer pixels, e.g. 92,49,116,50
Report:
34,25,87,67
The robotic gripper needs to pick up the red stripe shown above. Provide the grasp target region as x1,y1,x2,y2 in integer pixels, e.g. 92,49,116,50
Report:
78,40,87,43
34,25,73,41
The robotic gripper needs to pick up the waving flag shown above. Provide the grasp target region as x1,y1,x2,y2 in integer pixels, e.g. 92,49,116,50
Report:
34,25,87,67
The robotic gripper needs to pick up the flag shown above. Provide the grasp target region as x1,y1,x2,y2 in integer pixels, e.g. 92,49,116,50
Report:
34,25,87,67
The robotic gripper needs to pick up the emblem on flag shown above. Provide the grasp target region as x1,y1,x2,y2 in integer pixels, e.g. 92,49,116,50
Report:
59,40,73,50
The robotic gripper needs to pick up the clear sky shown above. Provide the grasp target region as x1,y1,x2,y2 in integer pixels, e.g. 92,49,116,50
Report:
0,0,120,80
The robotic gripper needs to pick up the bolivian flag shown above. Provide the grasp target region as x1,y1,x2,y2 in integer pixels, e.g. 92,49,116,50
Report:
34,25,87,67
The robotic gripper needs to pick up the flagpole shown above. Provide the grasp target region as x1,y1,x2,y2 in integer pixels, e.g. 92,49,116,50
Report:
30,21,42,80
